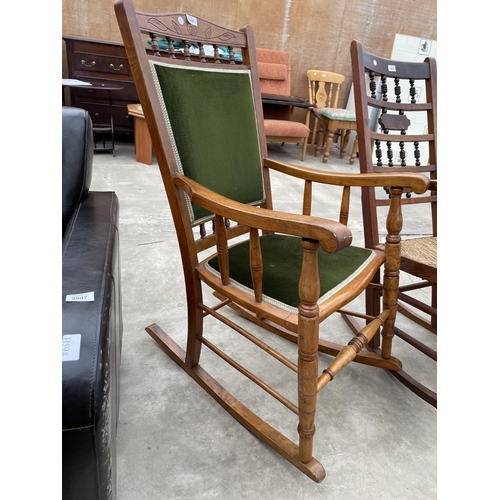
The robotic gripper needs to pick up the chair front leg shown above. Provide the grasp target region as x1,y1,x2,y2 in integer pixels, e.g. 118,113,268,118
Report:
314,120,327,158
297,239,320,464
309,117,320,156
322,124,335,163
381,187,403,359
339,130,350,159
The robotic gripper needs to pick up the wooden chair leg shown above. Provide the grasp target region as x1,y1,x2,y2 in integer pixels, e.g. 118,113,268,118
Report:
301,138,307,161
297,239,320,464
322,129,334,163
184,280,205,368
339,130,350,159
349,135,358,164
309,118,319,155
314,127,324,157
431,283,437,329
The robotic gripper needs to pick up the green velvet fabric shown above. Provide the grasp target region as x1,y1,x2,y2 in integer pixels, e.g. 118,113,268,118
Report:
207,234,374,309
150,61,265,223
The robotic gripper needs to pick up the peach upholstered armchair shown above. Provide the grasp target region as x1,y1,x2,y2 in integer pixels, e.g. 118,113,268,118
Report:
256,48,311,160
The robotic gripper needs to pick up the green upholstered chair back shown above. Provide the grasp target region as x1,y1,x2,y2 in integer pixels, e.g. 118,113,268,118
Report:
150,60,265,224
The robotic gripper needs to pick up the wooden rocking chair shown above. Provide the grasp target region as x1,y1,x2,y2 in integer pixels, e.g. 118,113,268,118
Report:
114,0,430,482
345,41,438,407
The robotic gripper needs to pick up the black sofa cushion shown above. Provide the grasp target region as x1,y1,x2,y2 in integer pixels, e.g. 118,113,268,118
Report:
62,106,93,236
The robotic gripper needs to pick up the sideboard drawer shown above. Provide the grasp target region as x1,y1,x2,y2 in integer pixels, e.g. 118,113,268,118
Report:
74,51,133,79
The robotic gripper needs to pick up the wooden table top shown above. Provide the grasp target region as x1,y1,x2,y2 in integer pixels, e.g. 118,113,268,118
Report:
127,103,144,118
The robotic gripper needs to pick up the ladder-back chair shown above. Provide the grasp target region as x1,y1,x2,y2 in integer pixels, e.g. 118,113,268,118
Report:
347,40,437,407
307,70,358,164
114,0,430,481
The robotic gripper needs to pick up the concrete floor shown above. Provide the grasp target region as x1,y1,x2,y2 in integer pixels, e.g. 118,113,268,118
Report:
92,138,437,500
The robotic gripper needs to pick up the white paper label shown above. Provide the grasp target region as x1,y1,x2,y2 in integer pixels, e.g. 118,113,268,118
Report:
388,64,396,72
66,291,94,302
186,15,198,26
62,335,82,362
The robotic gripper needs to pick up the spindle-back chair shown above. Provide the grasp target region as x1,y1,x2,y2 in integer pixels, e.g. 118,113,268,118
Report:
347,40,437,407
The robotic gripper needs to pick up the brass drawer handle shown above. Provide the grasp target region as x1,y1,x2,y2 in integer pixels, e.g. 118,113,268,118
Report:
110,63,124,71
81,59,96,67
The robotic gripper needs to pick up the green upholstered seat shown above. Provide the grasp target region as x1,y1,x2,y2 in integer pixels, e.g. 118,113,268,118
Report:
319,108,356,122
207,234,375,312
150,60,265,224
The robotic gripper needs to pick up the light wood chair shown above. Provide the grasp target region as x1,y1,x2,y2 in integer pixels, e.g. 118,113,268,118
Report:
307,70,358,164
114,0,431,481
345,40,437,407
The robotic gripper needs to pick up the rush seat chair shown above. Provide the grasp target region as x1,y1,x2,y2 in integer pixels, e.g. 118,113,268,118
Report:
114,0,430,482
346,40,437,407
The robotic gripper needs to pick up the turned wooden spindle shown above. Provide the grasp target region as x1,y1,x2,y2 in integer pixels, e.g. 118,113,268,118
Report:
215,215,229,285
381,74,388,102
183,40,191,60
213,44,220,63
414,141,421,166
297,239,320,465
394,77,401,104
317,309,390,392
369,71,377,98
399,140,407,167
381,186,403,359
339,186,350,226
167,37,176,58
375,139,382,166
387,139,394,167
302,180,312,216
228,45,235,64
249,228,263,303
199,42,206,63
150,33,160,56
409,78,416,104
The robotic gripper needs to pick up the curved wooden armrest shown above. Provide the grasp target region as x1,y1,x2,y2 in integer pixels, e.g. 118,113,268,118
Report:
174,175,352,253
264,158,430,194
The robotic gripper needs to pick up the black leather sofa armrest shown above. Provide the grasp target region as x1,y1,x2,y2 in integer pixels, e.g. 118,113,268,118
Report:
62,190,122,500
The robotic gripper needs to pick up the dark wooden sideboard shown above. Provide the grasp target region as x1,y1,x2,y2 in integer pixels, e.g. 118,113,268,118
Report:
63,36,140,135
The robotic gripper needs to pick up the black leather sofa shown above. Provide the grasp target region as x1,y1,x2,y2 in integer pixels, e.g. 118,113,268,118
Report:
62,107,122,500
